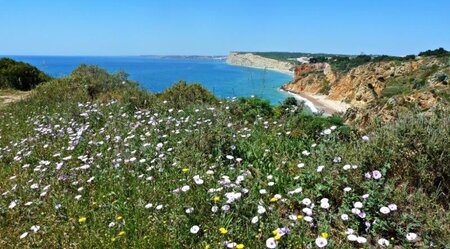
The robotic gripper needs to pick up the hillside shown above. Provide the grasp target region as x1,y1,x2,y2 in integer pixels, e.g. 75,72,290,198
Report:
282,50,450,126
0,64,449,248
226,52,296,74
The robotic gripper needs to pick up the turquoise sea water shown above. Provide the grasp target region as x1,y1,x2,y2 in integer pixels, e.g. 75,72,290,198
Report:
6,56,293,104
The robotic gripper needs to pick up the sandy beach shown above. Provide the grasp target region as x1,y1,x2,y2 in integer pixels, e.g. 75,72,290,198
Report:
281,89,350,115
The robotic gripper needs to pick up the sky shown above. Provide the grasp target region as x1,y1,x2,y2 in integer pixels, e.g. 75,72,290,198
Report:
0,0,449,56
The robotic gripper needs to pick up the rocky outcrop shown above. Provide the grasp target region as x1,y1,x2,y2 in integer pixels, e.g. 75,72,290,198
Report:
283,57,449,127
227,52,295,74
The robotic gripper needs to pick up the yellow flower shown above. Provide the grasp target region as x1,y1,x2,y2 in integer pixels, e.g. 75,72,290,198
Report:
270,197,278,202
219,227,228,235
182,168,189,173
297,214,304,220
118,231,126,236
236,244,245,249
116,215,123,221
274,234,282,240
213,196,220,201
321,232,329,239
111,237,116,242
78,216,87,224
272,229,279,236
204,245,210,249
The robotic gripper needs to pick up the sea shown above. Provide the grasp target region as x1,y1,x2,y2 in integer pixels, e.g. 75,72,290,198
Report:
6,56,293,105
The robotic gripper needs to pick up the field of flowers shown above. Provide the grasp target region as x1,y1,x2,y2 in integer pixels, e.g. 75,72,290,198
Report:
0,66,449,248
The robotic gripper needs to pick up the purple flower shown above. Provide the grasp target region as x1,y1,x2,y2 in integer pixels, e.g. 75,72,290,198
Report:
372,170,382,179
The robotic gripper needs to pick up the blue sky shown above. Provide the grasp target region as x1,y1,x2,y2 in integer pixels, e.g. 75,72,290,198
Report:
0,0,449,56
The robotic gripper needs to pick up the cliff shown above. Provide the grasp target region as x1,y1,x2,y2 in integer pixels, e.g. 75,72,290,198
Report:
283,56,449,126
226,52,295,74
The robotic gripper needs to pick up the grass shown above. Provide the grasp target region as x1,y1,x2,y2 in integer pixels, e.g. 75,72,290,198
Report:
0,65,449,248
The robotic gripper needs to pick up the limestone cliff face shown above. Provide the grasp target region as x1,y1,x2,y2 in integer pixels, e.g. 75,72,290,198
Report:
227,52,295,74
283,57,449,126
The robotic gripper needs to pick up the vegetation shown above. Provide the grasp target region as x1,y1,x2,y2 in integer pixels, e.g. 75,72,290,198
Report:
0,65,448,248
253,48,448,73
418,47,450,57
0,58,51,90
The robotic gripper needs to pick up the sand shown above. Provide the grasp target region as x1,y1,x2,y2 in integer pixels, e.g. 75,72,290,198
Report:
281,89,350,115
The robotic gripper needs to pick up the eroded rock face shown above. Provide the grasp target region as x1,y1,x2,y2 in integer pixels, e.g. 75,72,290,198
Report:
226,52,295,73
284,57,449,127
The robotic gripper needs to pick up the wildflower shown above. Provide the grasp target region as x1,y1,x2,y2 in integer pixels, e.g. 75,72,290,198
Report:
297,214,304,220
388,203,398,211
315,237,328,247
377,238,390,247
185,207,194,214
190,225,200,234
213,196,221,201
270,197,278,203
266,237,277,248
145,203,153,209
372,170,382,179
78,216,87,224
8,200,17,209
406,232,418,242
181,185,190,192
354,202,363,208
182,168,189,173
317,165,325,172
379,206,390,214
236,244,245,249
362,135,369,141
118,231,126,236
321,232,329,239
20,232,29,239
341,214,349,221
251,216,259,224
257,205,266,214
357,236,367,243
30,225,40,233
193,175,204,185
116,216,123,221
302,198,312,206
219,227,228,235
304,216,313,222
344,187,352,192
111,237,116,242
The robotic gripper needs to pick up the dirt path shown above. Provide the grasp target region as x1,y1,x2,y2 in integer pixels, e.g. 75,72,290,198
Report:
0,90,30,108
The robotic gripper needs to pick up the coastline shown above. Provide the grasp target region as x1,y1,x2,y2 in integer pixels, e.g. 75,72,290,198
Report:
280,88,350,115
226,60,349,115
225,62,294,76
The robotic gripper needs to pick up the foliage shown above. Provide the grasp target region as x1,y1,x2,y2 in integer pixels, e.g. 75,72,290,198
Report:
418,47,450,57
0,66,449,248
156,80,218,109
0,58,51,90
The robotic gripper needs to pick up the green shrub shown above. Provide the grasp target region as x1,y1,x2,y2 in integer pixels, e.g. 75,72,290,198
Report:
157,80,218,109
230,97,274,122
0,58,51,90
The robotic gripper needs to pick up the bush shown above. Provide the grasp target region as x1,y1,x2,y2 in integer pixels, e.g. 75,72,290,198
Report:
0,58,51,90
68,64,133,99
230,97,273,122
157,80,218,109
418,47,450,57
